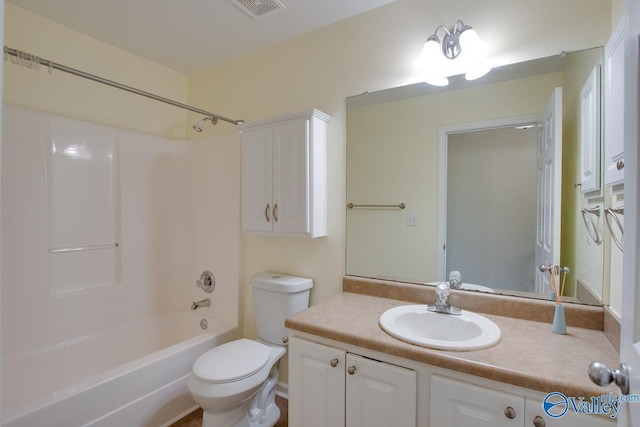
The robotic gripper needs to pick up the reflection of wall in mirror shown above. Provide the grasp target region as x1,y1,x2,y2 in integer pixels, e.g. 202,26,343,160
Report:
559,48,607,303
346,72,562,283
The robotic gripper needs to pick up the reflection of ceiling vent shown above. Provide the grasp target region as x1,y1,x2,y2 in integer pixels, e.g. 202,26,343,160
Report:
230,0,287,20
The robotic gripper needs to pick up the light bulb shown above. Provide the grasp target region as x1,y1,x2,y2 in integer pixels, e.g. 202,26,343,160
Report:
413,38,441,69
424,75,449,87
465,67,492,81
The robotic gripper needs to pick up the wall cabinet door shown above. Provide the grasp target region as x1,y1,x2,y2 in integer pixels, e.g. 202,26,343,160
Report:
241,109,329,237
345,353,417,427
431,375,524,427
289,337,346,427
242,126,273,233
604,20,625,188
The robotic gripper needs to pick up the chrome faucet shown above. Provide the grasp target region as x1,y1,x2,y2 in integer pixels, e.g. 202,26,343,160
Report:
449,270,462,289
191,298,211,310
427,282,461,315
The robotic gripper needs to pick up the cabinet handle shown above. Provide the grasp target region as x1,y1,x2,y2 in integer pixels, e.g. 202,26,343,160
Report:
330,358,339,367
504,406,517,419
617,159,625,170
265,204,270,222
533,416,546,427
347,366,356,375
273,203,279,222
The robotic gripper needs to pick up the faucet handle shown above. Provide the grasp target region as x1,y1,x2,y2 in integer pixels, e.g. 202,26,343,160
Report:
435,282,451,299
448,270,461,282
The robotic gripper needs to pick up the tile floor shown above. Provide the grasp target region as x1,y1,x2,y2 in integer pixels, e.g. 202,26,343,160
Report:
170,396,288,427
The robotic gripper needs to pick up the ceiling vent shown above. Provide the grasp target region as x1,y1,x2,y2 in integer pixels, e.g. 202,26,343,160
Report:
229,0,287,20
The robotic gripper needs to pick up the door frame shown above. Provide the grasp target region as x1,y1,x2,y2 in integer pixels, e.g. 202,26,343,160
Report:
437,115,540,280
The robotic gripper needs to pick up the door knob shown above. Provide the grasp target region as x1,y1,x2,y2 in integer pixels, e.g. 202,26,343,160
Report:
588,362,629,394
617,159,625,170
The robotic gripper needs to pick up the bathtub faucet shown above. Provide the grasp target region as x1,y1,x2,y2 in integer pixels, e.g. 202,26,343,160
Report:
191,298,211,310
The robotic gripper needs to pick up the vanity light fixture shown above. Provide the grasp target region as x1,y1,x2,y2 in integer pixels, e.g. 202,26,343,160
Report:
414,20,491,86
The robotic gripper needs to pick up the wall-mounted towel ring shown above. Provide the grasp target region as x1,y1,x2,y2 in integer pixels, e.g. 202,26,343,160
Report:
581,206,602,244
604,207,624,251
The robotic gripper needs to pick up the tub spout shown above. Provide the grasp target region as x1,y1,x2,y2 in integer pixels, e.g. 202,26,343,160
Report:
191,298,211,310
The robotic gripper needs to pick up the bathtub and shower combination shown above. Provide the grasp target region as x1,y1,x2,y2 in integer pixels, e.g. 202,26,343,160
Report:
3,312,239,427
2,105,242,426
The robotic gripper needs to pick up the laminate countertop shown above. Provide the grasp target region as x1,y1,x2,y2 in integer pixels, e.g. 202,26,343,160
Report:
285,291,620,398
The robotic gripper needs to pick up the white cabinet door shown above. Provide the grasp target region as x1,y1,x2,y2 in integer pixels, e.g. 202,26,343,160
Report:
345,353,417,427
431,375,524,427
604,20,625,187
526,398,614,426
288,337,346,427
579,65,602,194
242,126,273,233
272,118,310,234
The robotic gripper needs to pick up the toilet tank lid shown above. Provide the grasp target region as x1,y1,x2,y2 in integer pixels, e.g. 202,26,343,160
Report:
251,272,313,293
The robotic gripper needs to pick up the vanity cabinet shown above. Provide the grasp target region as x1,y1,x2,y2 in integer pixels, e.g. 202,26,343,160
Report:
432,375,613,427
240,109,330,237
604,20,625,188
288,337,417,427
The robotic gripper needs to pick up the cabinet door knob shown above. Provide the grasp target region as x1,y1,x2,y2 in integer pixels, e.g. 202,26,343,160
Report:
273,203,279,222
533,415,546,427
265,203,270,222
617,159,625,170
347,366,356,375
330,358,339,367
504,406,517,419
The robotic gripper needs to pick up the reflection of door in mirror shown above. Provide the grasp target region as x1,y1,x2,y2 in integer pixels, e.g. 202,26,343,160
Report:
445,126,539,293
443,88,562,296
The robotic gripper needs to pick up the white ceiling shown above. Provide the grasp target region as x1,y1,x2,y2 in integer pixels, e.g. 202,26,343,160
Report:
7,0,396,74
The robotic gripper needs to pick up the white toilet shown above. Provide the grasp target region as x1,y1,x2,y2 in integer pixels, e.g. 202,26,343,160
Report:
188,272,313,427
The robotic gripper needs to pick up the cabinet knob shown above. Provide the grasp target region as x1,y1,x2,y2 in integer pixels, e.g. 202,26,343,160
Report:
265,204,270,222
281,336,289,344
273,203,279,222
330,358,339,367
617,159,625,170
504,406,517,419
347,366,357,375
533,415,546,427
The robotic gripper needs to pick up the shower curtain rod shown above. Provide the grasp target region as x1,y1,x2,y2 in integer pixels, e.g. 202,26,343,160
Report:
4,46,245,126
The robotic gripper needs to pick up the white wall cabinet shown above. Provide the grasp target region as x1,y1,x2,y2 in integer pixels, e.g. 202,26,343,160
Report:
432,375,613,427
604,20,625,188
288,337,417,427
240,109,330,237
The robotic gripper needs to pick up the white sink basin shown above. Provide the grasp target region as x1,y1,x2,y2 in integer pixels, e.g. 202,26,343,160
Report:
379,305,501,351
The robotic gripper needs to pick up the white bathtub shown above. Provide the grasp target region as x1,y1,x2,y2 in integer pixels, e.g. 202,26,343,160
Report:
2,311,239,427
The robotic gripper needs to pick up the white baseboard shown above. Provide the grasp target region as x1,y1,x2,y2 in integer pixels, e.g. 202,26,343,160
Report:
275,381,288,400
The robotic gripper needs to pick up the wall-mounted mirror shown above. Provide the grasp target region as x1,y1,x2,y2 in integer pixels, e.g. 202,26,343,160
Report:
346,47,608,305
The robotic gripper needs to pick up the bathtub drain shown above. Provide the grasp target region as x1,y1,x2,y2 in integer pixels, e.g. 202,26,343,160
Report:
200,318,208,330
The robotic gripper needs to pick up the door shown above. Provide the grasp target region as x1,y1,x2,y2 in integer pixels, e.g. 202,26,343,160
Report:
272,118,310,234
288,337,346,427
618,0,640,424
534,88,562,295
605,19,626,187
345,353,416,427
430,375,524,427
242,126,273,233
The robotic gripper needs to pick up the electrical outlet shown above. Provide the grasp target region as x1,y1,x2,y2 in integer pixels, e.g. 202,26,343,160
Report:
406,214,418,227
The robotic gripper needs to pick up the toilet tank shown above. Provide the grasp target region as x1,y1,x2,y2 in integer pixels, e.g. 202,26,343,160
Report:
251,272,313,346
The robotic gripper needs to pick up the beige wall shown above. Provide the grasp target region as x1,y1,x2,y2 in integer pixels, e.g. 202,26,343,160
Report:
4,3,189,139
185,0,612,356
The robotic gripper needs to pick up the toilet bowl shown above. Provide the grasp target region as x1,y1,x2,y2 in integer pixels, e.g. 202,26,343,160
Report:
188,272,313,427
188,339,286,427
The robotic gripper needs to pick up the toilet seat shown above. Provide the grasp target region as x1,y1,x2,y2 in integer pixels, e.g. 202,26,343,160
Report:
193,339,271,384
